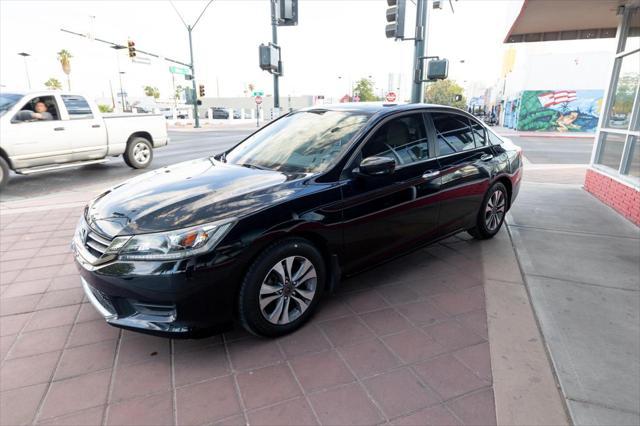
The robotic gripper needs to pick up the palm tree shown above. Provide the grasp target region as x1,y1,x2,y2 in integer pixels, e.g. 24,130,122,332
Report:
44,77,62,90
57,49,72,90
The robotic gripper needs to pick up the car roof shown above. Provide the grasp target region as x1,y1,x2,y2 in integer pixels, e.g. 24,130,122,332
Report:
298,102,468,118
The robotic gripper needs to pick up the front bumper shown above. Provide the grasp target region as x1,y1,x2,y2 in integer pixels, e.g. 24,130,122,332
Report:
74,248,240,338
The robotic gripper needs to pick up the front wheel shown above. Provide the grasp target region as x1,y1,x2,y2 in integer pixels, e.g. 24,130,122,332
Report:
123,137,153,169
239,239,326,337
468,182,508,240
0,157,9,190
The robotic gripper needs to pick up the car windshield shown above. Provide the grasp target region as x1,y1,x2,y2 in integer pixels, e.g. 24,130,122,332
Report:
225,109,371,173
0,93,23,116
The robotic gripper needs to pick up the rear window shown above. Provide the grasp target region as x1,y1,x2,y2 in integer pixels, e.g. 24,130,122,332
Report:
61,95,93,119
431,112,475,155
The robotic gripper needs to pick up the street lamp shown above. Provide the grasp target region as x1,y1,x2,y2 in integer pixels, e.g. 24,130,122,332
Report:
111,45,127,112
17,52,31,89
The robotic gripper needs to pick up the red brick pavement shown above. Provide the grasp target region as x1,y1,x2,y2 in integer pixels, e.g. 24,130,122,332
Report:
1,207,497,425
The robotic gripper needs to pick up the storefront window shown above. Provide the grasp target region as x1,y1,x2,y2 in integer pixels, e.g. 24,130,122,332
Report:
597,132,627,171
605,51,639,130
626,137,639,178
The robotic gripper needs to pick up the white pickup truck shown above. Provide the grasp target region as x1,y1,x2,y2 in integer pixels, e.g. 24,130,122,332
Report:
0,91,169,189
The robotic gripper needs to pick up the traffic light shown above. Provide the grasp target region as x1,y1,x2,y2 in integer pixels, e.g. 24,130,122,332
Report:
199,84,205,97
385,0,406,40
127,40,136,58
276,0,298,26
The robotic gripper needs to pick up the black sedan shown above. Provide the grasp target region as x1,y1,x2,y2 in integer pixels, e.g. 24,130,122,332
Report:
72,103,522,338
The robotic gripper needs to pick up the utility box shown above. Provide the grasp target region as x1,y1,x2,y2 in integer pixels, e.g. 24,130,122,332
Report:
427,59,449,81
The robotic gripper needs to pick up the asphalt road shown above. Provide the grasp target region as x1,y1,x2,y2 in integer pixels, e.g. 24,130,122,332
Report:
0,129,253,201
0,130,595,202
509,135,595,164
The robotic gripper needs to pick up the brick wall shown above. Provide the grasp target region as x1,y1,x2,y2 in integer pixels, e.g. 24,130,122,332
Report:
584,168,640,226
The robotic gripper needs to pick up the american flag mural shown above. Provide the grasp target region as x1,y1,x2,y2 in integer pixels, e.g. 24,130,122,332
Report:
537,90,578,107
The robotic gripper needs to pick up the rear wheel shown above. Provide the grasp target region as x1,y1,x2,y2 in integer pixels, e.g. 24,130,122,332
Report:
0,157,9,190
239,238,325,337
123,137,153,169
468,182,508,240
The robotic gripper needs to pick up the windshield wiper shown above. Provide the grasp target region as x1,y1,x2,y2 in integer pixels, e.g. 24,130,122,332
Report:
239,162,270,171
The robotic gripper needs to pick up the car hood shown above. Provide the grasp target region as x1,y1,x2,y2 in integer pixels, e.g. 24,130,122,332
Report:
87,158,304,237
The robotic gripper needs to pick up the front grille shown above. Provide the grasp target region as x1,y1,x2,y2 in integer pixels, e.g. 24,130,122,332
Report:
85,229,112,258
75,216,114,265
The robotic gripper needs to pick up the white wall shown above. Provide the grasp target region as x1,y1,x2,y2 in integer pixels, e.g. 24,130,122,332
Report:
502,38,616,99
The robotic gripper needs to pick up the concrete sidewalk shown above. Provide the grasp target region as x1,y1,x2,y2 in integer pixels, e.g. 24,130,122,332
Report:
507,168,640,425
494,126,595,139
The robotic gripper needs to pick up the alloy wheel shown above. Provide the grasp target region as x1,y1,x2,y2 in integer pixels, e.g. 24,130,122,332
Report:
133,142,151,164
485,189,506,231
259,256,317,325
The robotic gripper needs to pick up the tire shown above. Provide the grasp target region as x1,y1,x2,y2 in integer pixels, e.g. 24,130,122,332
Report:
239,238,326,337
123,137,153,169
0,156,9,190
468,182,508,240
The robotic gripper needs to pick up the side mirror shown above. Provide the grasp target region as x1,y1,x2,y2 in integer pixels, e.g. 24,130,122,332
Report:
358,156,396,177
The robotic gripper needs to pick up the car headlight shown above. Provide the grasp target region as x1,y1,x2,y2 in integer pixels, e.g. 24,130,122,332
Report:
115,218,237,261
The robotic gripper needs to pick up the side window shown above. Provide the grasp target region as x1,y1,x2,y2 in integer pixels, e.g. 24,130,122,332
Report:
469,118,487,147
61,95,93,120
432,113,475,155
487,129,504,145
362,113,430,166
12,96,60,122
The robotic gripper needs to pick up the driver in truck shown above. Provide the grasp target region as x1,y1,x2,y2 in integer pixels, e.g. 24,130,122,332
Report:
31,101,53,121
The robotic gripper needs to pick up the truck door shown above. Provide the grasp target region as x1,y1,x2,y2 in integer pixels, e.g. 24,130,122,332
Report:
6,94,72,169
60,95,108,161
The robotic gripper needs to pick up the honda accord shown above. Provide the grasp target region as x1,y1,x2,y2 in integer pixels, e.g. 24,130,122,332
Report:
72,103,522,338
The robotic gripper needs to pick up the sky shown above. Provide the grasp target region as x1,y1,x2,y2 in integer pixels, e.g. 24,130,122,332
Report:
0,0,523,102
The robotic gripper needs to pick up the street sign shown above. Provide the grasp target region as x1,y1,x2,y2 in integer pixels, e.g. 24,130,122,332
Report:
169,66,190,75
133,57,151,65
385,91,397,102
252,91,265,97
255,96,263,105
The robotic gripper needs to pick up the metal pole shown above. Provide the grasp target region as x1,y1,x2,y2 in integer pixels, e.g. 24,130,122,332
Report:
118,72,126,112
411,0,428,103
22,57,31,89
270,0,280,110
109,80,115,109
188,26,200,128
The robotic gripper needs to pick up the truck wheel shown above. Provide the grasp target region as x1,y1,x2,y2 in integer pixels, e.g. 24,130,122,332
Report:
0,157,9,190
124,137,153,169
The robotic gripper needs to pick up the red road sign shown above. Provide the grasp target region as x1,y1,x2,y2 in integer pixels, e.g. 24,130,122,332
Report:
255,95,263,105
385,91,397,102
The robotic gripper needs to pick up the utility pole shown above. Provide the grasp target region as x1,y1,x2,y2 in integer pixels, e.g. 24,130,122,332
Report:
170,0,213,128
17,52,31,89
187,25,199,128
270,0,280,111
411,0,429,103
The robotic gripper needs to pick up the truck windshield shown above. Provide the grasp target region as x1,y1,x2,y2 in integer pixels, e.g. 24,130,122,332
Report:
0,93,23,117
225,110,371,173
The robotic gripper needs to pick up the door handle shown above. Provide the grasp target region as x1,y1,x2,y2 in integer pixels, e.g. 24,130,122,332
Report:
422,170,440,179
54,127,65,131
91,124,101,128
480,153,493,161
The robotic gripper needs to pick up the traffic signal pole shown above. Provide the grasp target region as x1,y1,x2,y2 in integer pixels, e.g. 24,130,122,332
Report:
188,25,200,128
270,0,280,110
411,0,429,103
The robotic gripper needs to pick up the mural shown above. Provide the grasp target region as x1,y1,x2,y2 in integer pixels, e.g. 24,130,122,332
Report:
517,90,603,132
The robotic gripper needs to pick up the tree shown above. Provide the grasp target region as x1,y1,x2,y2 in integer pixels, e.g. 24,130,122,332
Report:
175,85,184,102
98,104,113,113
353,78,378,102
144,86,160,99
44,78,62,90
56,49,72,90
425,79,467,109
